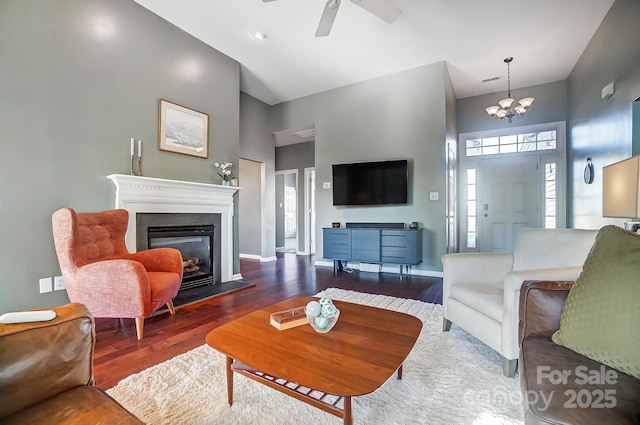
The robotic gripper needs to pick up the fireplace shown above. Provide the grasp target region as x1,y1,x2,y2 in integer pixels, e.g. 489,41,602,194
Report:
107,174,240,283
136,213,222,290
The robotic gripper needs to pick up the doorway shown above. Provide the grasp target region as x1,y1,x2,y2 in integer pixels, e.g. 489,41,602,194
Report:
478,155,539,252
276,169,298,253
459,122,566,253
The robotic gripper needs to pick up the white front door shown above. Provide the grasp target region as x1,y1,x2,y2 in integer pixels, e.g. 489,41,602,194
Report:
479,156,539,252
459,122,566,253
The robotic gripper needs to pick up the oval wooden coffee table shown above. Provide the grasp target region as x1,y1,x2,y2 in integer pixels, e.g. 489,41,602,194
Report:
205,296,423,424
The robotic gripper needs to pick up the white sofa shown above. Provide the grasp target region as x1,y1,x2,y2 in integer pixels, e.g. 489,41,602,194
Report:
441,228,597,377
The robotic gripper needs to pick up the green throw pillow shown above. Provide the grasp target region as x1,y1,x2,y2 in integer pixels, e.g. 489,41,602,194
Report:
552,225,640,379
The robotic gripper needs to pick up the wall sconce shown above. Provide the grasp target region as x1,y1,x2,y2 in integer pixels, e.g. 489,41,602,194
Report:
584,157,594,184
602,155,640,231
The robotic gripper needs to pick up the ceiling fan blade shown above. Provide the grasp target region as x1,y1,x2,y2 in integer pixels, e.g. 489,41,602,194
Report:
315,0,341,37
350,0,401,23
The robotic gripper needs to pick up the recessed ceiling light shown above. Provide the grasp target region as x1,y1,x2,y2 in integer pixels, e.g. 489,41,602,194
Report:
252,31,267,40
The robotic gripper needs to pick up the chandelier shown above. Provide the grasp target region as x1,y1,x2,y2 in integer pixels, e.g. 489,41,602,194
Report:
485,57,534,124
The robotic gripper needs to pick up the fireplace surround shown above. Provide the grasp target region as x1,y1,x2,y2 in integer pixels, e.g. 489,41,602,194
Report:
107,174,240,283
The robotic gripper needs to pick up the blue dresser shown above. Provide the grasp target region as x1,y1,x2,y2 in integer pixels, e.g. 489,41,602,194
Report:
323,227,422,276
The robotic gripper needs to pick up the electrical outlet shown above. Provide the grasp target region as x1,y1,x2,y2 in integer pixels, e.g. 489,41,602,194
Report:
54,276,65,291
322,182,331,189
429,192,439,201
39,277,53,293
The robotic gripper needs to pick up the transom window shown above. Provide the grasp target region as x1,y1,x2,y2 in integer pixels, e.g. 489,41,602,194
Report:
466,130,557,157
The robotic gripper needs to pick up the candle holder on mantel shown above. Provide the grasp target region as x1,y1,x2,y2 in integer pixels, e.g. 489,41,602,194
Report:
129,155,135,176
137,156,142,176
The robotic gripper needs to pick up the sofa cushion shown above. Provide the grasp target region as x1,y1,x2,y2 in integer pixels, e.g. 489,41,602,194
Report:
552,225,640,379
521,337,640,425
449,282,503,322
1,386,143,425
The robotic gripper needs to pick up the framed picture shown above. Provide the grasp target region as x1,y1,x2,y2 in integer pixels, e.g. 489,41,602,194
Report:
158,99,209,158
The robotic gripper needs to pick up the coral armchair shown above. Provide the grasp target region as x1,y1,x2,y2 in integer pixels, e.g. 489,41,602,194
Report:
52,208,183,339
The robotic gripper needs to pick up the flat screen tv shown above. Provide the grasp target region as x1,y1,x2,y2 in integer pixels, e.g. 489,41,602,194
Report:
332,160,408,206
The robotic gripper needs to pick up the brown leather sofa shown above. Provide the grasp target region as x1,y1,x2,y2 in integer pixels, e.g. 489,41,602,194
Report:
518,280,640,424
0,303,143,424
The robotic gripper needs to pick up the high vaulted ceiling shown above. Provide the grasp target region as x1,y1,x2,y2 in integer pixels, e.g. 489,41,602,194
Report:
133,0,613,107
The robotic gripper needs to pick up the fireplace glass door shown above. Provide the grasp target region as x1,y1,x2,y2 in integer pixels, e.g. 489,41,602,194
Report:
148,225,214,290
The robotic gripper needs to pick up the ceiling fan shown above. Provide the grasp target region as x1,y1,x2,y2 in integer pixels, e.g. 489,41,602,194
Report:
263,0,402,37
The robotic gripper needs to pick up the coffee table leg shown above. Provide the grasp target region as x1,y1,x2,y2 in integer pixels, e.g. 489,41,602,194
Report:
343,396,353,425
397,364,403,380
226,356,234,406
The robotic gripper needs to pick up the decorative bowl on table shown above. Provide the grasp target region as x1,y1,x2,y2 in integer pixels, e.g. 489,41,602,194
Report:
305,298,340,334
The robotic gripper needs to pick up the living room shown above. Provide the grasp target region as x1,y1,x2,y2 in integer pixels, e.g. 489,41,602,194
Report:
1,0,639,423
3,0,639,314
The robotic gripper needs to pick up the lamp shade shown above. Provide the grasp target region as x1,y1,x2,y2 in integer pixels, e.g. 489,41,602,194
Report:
519,97,535,108
485,105,500,116
602,156,640,218
498,97,515,109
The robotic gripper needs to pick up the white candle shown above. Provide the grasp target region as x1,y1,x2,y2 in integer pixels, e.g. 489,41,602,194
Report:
130,138,134,156
138,140,142,158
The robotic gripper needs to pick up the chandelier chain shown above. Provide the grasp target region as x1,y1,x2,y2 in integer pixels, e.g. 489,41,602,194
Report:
507,60,511,98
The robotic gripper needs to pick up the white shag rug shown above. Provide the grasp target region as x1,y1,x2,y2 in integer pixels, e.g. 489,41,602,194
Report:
107,288,524,424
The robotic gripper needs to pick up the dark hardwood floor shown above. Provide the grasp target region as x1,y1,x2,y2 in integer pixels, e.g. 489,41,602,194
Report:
93,253,442,390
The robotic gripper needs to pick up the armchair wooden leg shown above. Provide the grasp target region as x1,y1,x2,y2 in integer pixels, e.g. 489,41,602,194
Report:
135,317,144,340
166,300,176,315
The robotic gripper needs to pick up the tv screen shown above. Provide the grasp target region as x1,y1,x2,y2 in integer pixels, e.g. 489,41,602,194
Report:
332,160,408,206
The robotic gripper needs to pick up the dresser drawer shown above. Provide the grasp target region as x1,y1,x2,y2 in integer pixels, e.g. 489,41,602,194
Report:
381,230,417,248
323,228,350,243
381,229,421,265
323,228,351,259
350,229,380,262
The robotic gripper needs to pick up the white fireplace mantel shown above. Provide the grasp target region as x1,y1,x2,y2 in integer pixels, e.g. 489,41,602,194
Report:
107,174,240,282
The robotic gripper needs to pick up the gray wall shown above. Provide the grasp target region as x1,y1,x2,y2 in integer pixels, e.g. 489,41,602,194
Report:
634,99,640,156
272,62,451,273
238,158,263,256
444,64,458,251
276,141,315,252
0,0,240,313
239,92,276,260
456,80,568,134
567,0,640,229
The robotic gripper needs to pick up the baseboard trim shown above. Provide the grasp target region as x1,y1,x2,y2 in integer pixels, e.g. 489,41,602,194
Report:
240,253,262,260
239,254,277,262
313,260,442,278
